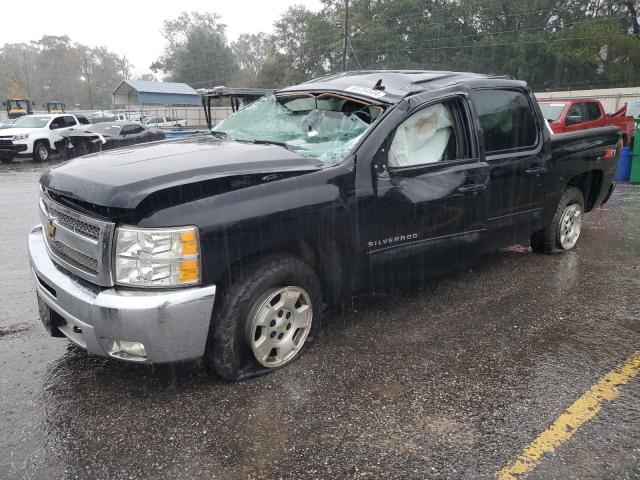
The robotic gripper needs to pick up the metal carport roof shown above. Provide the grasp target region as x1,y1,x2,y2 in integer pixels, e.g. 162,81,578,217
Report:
112,80,201,106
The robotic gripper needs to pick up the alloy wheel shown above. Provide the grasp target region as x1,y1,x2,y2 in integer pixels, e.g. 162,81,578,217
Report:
558,203,583,250
38,145,49,161
248,286,313,368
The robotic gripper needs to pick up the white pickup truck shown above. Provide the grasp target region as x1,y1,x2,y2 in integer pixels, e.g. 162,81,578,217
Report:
143,116,186,128
0,114,87,162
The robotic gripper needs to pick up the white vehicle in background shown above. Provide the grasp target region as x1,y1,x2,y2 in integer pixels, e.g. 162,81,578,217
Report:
0,114,85,162
144,116,186,128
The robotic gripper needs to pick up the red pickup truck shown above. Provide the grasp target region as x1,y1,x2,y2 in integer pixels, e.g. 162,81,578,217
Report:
539,99,635,145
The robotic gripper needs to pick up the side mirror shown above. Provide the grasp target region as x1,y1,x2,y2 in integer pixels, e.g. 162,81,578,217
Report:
565,115,582,126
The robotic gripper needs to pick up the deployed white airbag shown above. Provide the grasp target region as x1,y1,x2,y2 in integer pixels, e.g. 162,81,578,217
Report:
389,103,453,168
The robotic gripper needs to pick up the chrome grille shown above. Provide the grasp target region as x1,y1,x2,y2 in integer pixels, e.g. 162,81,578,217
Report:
39,193,115,286
47,205,100,240
48,239,99,273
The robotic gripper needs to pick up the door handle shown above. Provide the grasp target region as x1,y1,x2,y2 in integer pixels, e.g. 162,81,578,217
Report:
456,183,487,194
525,166,548,175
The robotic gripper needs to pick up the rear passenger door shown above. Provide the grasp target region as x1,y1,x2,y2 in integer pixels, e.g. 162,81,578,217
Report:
470,88,547,247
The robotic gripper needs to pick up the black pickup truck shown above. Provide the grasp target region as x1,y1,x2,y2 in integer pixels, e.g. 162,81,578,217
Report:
29,71,621,381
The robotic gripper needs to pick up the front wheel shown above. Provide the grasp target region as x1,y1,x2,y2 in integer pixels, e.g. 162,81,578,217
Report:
531,187,585,254
204,254,322,381
32,141,50,162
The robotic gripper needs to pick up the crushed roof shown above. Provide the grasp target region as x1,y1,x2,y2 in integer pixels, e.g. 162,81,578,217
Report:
278,70,516,103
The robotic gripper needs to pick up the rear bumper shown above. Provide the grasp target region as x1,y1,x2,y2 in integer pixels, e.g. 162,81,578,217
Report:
28,226,216,363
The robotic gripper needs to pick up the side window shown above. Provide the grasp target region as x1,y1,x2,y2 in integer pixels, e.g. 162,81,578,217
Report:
567,104,584,123
585,102,601,120
63,116,77,127
122,125,143,135
471,89,538,154
388,101,465,168
50,116,65,129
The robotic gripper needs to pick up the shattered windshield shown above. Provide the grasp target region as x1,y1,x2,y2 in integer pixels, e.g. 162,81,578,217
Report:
215,94,384,164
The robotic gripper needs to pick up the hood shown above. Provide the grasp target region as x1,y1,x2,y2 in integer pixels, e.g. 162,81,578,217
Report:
0,128,39,137
42,134,323,210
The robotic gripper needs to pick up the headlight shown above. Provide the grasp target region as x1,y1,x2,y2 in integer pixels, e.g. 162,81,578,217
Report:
13,134,29,141
114,226,200,287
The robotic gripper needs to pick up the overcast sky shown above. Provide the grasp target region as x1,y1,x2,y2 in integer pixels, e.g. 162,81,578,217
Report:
0,0,322,76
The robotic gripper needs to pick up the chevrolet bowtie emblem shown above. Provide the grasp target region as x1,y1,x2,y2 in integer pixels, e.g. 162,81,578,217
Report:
46,219,56,238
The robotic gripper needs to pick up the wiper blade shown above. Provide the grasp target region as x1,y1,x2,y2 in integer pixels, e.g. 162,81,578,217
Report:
236,138,291,150
251,139,291,150
210,130,228,139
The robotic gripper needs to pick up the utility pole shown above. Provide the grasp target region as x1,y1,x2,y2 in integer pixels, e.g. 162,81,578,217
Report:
341,0,349,72
83,55,95,110
22,52,31,98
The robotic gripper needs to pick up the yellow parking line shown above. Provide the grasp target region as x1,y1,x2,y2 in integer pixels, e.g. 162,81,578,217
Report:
498,350,640,480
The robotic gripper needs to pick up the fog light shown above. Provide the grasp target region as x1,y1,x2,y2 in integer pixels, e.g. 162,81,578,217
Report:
112,339,147,359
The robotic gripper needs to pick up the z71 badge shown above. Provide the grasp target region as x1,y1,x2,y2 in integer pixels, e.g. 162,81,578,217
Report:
368,233,418,248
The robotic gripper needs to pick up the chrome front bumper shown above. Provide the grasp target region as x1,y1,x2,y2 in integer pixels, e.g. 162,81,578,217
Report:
28,226,216,363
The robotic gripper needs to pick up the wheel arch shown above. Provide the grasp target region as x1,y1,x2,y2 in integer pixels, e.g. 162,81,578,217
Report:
33,137,52,150
216,235,350,306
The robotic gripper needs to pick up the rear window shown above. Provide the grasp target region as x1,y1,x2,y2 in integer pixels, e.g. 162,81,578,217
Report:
471,89,538,154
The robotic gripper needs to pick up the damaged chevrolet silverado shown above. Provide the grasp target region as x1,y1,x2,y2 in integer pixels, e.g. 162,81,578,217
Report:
29,71,621,381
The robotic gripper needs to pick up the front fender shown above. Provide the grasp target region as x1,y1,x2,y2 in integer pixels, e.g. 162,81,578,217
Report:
136,165,354,285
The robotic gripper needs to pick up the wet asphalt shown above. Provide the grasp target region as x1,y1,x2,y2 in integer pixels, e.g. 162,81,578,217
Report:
1,159,639,480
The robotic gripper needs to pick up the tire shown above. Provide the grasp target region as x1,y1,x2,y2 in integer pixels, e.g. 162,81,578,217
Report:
531,186,585,254
204,254,322,382
32,141,50,162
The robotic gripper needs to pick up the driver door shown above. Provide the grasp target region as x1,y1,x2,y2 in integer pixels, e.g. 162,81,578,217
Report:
564,103,586,133
363,96,489,283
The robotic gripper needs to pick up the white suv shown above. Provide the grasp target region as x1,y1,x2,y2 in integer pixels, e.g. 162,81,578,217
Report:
0,114,81,162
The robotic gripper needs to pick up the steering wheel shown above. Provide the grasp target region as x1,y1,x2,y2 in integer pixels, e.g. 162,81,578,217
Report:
352,107,372,123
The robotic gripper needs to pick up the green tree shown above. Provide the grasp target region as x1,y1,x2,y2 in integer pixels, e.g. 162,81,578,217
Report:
0,36,132,110
151,11,237,87
231,33,274,86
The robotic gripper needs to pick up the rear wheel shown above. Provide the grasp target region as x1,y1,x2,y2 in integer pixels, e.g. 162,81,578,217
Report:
204,254,322,381
32,141,50,162
531,187,585,254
